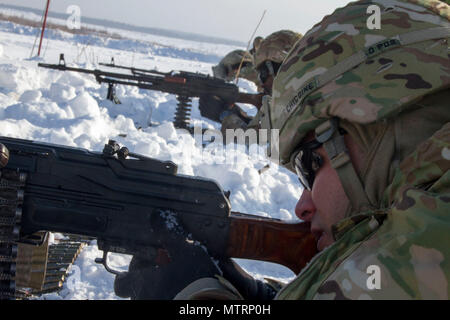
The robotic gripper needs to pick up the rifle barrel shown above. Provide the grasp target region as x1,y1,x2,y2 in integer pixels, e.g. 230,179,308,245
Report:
38,63,97,75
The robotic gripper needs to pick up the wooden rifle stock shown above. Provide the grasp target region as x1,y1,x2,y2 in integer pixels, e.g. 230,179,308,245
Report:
226,212,318,275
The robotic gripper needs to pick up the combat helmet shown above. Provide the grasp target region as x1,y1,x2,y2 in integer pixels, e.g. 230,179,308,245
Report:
212,50,254,81
260,0,450,213
253,30,303,69
250,36,264,56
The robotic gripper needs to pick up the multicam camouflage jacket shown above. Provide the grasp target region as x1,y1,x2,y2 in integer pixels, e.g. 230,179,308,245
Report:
276,121,450,300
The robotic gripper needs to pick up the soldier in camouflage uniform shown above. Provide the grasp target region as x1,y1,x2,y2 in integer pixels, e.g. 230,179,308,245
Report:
257,0,450,299
176,0,450,300
253,30,302,96
269,0,450,299
220,30,302,139
199,49,258,130
115,0,450,300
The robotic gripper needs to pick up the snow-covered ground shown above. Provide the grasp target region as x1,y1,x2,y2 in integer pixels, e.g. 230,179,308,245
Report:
0,10,304,299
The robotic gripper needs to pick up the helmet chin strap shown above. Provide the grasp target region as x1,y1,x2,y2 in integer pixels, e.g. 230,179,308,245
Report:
315,118,373,217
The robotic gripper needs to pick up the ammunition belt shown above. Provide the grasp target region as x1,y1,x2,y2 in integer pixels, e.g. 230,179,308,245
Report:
30,236,92,296
0,167,93,299
0,169,26,299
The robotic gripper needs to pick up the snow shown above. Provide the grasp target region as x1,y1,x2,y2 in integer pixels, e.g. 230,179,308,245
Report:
0,9,303,299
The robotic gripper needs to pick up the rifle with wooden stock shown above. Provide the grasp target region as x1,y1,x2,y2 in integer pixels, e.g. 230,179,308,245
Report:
0,137,316,299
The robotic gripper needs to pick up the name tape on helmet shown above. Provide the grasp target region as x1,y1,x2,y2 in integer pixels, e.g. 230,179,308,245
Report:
284,78,318,114
364,38,401,58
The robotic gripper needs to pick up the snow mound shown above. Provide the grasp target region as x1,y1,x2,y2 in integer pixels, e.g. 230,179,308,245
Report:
19,89,42,103
49,83,76,103
68,91,101,118
0,64,20,91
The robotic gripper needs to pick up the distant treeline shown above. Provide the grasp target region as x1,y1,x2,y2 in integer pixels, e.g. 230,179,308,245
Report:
0,3,246,47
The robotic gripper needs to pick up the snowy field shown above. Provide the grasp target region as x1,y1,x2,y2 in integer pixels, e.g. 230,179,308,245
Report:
0,10,304,299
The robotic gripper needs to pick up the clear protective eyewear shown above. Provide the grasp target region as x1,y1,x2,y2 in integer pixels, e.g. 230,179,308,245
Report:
291,139,323,191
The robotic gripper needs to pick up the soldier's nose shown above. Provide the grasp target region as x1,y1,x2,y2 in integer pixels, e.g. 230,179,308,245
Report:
295,190,316,222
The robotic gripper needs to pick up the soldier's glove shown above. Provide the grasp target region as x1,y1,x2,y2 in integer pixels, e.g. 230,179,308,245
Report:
113,212,222,300
199,94,254,126
216,258,277,300
172,258,278,300
199,94,230,123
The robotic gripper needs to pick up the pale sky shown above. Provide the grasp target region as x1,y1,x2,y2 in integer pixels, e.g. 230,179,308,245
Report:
3,0,351,42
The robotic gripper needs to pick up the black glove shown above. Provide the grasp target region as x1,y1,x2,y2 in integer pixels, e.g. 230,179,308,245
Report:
199,94,254,126
114,212,222,300
199,95,229,123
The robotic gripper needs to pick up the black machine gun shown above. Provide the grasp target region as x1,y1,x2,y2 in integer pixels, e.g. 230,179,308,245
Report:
38,54,263,131
0,137,316,299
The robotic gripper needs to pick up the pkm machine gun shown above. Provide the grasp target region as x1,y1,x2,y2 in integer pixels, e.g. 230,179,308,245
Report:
38,54,263,132
0,137,316,299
